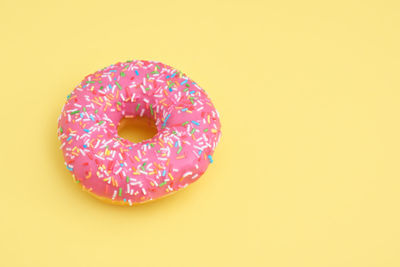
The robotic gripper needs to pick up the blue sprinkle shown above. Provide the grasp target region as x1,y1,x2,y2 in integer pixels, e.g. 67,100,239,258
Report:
162,114,171,127
110,70,117,72
66,166,73,171
166,75,170,79
120,163,124,167
129,146,132,149
174,141,179,147
162,169,166,176
123,198,127,202
169,88,173,92
189,90,195,94
191,120,200,126
171,72,177,78
180,79,188,85
207,155,213,163
198,150,202,155
80,113,84,118
108,84,112,89
135,70,139,76
83,129,90,133
83,144,88,148
182,108,188,112
67,136,72,141
89,115,95,121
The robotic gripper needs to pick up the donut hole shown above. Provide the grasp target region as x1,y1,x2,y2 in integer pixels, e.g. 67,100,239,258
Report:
117,116,158,143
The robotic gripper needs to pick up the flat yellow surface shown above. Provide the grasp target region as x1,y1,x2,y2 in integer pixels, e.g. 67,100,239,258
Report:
1,1,400,266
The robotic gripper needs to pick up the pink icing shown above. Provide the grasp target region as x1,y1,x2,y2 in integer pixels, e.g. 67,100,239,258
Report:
57,60,221,205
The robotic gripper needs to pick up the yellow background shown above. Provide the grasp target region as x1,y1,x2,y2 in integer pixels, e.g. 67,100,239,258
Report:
1,0,400,266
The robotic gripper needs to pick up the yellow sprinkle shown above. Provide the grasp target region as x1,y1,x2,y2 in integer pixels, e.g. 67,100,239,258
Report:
168,173,174,180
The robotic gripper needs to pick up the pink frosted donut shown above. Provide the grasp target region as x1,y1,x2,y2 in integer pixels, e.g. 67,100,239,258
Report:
57,60,221,205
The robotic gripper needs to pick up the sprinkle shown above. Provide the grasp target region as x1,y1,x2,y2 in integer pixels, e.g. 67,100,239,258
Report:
136,103,140,111
150,104,153,115
115,81,122,90
190,128,196,135
177,146,182,154
135,70,139,76
191,120,200,126
83,129,90,133
119,187,122,196
66,166,73,171
182,121,189,126
180,79,188,85
159,181,167,187
162,114,171,127
208,155,213,163
70,110,80,115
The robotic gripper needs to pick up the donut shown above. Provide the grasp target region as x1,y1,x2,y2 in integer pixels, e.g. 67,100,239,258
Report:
57,60,221,205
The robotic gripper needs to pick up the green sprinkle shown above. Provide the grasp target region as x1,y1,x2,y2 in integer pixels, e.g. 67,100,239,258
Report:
115,81,122,90
150,143,155,147
203,128,209,132
95,109,98,114
145,87,150,91
98,80,102,83
117,101,122,106
190,128,196,135
177,146,182,154
70,110,80,115
159,181,167,187
120,72,125,77
185,84,190,87
183,88,189,92
119,188,122,196
182,121,189,126
83,107,86,112
150,104,153,115
99,85,104,90
157,150,161,153
59,127,63,133
126,176,130,183
98,121,105,125
86,81,95,84
136,103,140,111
